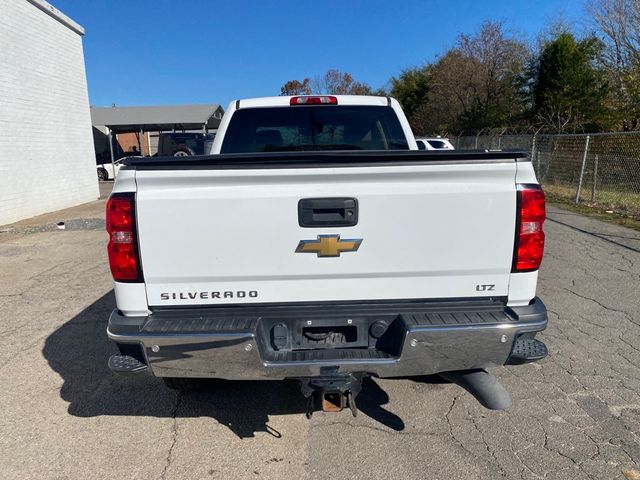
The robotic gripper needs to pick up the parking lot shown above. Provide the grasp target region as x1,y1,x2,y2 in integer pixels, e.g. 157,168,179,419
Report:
1,182,639,480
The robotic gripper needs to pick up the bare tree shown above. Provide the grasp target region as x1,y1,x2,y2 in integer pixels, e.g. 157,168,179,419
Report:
424,51,478,131
590,0,640,68
536,104,575,133
311,69,372,95
280,70,372,96
421,21,528,132
457,22,528,121
589,0,640,128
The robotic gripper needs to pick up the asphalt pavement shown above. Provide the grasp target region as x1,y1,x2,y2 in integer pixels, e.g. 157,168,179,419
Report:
0,182,639,480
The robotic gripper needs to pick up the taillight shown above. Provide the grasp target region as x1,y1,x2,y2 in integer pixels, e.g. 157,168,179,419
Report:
106,193,142,282
512,184,546,272
290,96,338,105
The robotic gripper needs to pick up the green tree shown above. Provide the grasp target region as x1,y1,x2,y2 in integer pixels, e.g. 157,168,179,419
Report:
530,33,609,132
390,66,431,121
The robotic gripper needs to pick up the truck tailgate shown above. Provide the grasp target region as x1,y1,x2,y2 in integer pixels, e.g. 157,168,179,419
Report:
134,160,517,306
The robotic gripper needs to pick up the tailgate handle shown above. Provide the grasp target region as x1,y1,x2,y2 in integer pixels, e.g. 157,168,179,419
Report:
298,198,358,227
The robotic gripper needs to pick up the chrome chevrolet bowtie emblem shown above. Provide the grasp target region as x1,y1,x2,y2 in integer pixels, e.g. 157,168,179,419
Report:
295,234,362,257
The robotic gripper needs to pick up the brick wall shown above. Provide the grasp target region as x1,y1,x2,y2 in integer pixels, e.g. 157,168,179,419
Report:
116,132,150,156
0,0,99,226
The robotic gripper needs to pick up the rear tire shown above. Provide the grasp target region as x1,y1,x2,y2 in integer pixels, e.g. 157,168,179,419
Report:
162,377,211,391
97,168,108,181
172,147,195,157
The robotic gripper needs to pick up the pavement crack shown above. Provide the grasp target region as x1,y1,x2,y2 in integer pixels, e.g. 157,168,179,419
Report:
444,394,462,442
468,407,507,477
535,418,599,479
442,394,489,460
24,260,75,282
160,392,183,480
563,288,638,326
619,337,640,356
310,420,437,437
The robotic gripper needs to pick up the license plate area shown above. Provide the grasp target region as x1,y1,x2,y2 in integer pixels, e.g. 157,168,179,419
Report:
251,301,508,360
259,315,400,353
296,320,362,350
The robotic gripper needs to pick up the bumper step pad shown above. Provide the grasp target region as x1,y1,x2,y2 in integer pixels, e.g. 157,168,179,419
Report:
507,338,548,365
108,354,149,374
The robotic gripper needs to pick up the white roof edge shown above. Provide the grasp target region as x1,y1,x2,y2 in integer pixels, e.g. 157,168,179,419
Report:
237,95,390,108
26,0,85,35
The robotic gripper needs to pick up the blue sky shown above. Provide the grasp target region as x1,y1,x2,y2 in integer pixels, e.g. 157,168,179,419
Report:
52,0,585,109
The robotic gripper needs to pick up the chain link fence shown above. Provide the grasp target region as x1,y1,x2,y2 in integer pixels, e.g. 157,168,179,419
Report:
451,132,640,219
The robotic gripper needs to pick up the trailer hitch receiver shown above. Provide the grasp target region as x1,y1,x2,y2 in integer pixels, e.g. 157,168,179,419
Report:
298,374,365,418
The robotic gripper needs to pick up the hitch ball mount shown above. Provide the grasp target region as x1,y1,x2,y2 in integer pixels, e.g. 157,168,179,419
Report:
298,374,365,418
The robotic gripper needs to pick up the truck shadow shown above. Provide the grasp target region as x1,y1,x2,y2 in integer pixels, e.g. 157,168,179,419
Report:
43,291,405,438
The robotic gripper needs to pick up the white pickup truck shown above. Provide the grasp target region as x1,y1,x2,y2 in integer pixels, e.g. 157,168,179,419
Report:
106,95,548,416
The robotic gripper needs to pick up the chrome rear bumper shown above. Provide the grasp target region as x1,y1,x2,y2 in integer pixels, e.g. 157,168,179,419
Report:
107,298,548,380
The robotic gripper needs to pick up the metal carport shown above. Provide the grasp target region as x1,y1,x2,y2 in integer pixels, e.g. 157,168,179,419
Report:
90,104,224,164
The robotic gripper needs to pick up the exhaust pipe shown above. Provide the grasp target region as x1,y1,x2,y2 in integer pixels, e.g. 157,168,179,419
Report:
439,369,512,410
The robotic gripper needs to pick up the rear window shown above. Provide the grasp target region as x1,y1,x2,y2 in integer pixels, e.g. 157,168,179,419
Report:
427,140,449,149
220,106,409,153
168,135,204,152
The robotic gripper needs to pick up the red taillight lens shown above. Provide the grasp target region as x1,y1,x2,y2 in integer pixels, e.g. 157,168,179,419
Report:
290,96,338,105
513,185,546,272
106,194,141,282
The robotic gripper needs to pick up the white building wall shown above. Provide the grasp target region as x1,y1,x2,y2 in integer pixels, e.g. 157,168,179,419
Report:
0,0,99,226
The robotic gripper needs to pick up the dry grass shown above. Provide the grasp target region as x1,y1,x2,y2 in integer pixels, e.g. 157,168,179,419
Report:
543,183,640,231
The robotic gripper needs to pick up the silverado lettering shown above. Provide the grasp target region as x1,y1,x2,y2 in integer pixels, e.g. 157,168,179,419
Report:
160,291,258,300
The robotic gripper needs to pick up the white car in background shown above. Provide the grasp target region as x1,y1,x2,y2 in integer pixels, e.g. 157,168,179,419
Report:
97,158,124,181
416,137,455,150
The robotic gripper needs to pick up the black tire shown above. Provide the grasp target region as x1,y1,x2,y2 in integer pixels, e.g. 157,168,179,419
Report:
97,168,108,181
172,147,195,157
162,377,211,391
